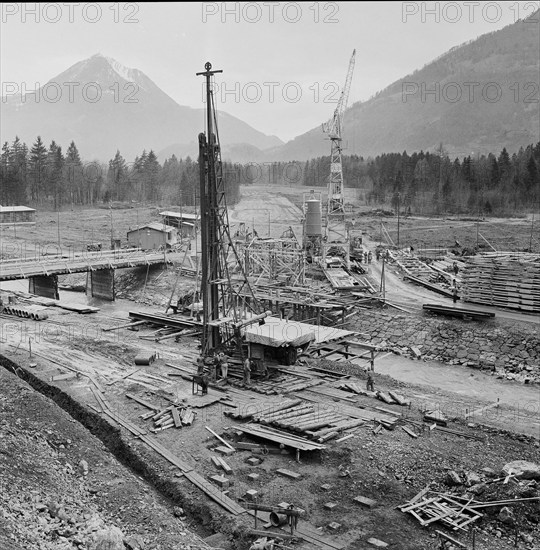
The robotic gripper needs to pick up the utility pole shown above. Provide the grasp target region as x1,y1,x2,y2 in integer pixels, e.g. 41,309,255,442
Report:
380,254,386,303
530,214,534,252
397,192,401,248
109,202,114,249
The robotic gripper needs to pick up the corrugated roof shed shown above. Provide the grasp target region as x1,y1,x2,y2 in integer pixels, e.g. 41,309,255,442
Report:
127,222,176,234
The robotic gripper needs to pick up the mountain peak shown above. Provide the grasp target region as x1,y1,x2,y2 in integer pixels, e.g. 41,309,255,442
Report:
87,53,137,82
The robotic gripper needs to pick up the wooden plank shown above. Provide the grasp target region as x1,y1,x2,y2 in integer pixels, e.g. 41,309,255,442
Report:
172,407,182,428
205,426,235,451
217,457,233,475
126,392,160,411
402,426,418,439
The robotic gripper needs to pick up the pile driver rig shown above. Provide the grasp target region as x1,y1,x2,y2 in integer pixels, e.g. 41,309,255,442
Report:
196,62,261,358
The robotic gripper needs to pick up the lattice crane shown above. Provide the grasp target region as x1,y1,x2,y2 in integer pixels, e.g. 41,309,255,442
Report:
322,49,356,216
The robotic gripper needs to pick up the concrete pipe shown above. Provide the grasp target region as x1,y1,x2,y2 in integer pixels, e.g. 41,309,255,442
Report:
269,512,288,527
24,311,30,318
5,307,12,315
31,313,37,320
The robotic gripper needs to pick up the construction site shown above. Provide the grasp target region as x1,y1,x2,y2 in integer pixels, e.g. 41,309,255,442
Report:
1,57,539,550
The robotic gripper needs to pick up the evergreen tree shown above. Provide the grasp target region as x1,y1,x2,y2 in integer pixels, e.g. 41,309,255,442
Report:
107,150,129,201
46,141,65,209
65,141,84,205
28,136,48,204
144,150,161,202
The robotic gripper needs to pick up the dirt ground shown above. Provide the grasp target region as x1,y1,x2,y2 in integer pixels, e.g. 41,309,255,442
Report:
1,297,539,550
0,363,211,550
1,188,539,550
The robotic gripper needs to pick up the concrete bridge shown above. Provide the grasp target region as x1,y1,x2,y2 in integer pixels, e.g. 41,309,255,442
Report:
0,248,170,301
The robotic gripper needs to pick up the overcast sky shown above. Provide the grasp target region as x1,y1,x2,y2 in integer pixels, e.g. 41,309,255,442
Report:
1,2,536,142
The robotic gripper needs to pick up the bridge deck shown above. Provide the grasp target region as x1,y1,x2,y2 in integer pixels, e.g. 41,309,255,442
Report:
0,248,169,280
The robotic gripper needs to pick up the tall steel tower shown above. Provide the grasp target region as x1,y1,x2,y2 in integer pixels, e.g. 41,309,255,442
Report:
196,62,258,356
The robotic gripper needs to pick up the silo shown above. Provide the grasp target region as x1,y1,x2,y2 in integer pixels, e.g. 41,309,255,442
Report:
305,198,322,237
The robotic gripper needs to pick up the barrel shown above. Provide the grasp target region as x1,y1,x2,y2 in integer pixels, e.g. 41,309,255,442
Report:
305,199,322,237
269,512,288,527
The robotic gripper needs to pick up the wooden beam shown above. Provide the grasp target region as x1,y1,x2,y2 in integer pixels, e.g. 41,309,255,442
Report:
205,426,235,451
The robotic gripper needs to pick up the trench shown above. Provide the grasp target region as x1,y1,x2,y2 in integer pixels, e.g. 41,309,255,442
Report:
0,352,250,549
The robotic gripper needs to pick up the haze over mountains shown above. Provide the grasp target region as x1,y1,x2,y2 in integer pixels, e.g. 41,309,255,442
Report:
2,11,538,164
0,54,282,161
268,10,540,161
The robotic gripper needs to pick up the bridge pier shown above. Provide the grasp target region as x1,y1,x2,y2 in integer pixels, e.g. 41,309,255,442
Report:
87,269,115,301
28,275,59,300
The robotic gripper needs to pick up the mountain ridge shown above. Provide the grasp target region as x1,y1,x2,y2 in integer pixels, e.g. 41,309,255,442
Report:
0,53,283,161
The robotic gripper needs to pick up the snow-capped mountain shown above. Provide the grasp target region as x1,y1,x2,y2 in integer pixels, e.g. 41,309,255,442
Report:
0,54,283,161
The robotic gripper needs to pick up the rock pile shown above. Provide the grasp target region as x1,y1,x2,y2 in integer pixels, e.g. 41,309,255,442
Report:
350,311,539,383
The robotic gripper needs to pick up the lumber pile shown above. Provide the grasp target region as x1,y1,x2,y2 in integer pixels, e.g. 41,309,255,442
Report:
137,402,196,432
224,399,302,420
227,399,348,438
228,372,322,395
234,424,326,452
460,253,540,313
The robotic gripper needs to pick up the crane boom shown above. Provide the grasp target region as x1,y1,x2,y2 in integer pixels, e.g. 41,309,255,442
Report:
323,49,356,217
323,49,356,140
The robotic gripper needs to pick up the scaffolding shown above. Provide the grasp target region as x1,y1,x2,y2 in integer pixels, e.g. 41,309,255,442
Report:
236,238,306,287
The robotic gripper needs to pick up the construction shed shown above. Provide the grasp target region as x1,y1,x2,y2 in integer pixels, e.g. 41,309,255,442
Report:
127,223,177,250
159,211,198,237
0,205,36,224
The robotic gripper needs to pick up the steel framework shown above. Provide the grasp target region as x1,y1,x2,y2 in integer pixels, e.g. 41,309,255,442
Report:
237,238,305,287
196,62,259,355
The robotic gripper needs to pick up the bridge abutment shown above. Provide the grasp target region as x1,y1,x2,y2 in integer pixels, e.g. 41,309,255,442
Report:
28,275,59,300
87,268,115,301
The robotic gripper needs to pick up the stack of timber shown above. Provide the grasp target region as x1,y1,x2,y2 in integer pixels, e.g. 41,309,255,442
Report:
252,401,349,435
228,373,322,395
126,393,195,432
234,424,326,452
225,398,301,420
460,253,540,313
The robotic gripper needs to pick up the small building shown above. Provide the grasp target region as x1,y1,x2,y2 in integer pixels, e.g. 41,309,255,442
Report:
159,211,198,238
127,222,177,250
0,205,36,224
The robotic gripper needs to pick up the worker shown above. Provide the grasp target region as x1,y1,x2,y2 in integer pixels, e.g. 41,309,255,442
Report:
218,352,229,381
195,358,209,395
260,360,269,380
211,353,219,382
452,284,459,305
368,251,372,263
243,356,251,385
366,368,375,392
453,261,459,276
375,249,380,261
